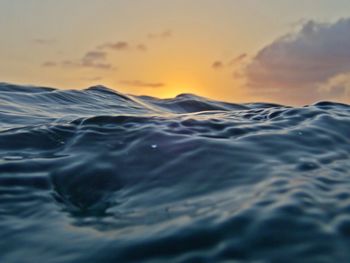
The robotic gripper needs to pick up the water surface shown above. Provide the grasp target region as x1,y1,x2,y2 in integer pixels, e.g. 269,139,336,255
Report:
1,83,350,262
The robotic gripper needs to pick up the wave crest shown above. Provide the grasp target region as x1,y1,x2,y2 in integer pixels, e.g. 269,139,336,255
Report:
1,83,350,262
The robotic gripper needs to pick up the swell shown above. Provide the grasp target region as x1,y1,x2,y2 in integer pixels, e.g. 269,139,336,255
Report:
1,83,350,262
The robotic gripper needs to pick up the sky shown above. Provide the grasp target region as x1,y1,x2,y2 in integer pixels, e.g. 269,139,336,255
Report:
1,0,350,105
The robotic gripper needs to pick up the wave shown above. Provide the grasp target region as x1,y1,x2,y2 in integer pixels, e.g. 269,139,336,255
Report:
0,83,350,262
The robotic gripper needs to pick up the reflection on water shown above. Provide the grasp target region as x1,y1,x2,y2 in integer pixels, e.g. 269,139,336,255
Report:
0,83,350,262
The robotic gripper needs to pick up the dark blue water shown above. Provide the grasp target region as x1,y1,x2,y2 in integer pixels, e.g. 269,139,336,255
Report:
1,82,350,263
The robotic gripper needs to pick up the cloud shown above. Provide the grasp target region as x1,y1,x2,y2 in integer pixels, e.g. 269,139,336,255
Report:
64,60,112,70
212,53,247,71
81,62,112,70
245,18,350,103
119,80,165,88
42,61,57,67
100,41,130,51
96,30,172,54
318,73,350,98
79,51,112,69
98,41,147,52
42,50,113,70
229,53,247,66
33,38,56,45
82,51,106,61
147,30,172,39
212,61,224,70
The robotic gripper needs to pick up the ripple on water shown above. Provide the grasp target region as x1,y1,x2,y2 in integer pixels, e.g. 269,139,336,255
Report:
0,83,350,262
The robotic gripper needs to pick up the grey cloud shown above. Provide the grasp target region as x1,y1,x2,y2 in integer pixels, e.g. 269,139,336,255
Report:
99,41,147,52
82,51,106,61
245,18,350,103
99,41,130,50
80,51,112,69
42,50,113,70
229,53,247,66
61,60,112,70
212,53,247,70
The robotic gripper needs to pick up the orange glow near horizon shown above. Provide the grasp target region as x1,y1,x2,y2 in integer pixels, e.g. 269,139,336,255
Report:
2,1,350,104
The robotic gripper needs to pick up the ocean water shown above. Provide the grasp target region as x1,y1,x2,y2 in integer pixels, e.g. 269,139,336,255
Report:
0,82,350,263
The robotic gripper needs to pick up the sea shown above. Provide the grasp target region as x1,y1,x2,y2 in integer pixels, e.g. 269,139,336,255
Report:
0,83,350,263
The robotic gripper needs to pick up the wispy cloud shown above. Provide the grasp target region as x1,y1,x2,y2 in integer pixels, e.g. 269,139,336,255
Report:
82,51,106,61
229,53,247,66
79,51,112,69
147,30,172,39
42,61,57,67
212,61,224,70
119,80,165,88
42,50,113,70
245,18,350,103
98,41,147,52
33,38,56,45
41,29,172,73
99,41,130,51
212,53,248,70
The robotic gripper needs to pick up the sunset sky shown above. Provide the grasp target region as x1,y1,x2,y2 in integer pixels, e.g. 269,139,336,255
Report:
1,0,350,104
